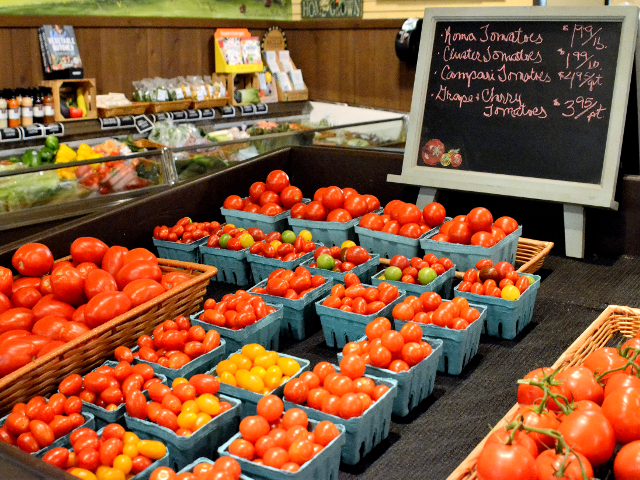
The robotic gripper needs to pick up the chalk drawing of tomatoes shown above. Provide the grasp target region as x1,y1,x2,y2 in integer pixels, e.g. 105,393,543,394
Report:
440,153,451,166
449,149,462,167
422,139,445,166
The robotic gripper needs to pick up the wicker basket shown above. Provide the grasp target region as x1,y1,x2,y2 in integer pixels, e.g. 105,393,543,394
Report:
446,304,640,480
516,238,554,274
98,103,150,118
146,100,192,113
0,258,217,416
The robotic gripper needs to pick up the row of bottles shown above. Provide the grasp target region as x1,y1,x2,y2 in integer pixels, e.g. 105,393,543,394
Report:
0,87,55,129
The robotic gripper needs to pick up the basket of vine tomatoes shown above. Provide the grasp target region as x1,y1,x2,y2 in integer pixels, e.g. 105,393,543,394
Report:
41,423,170,480
420,208,522,271
222,170,307,233
282,358,397,465
210,344,310,418
454,259,541,340
199,225,265,286
336,319,443,417
217,395,346,477
287,186,381,247
355,201,448,259
392,294,486,375
124,373,241,470
372,253,456,299
191,291,284,353
302,243,380,285
152,218,217,263
315,275,405,349
249,267,331,341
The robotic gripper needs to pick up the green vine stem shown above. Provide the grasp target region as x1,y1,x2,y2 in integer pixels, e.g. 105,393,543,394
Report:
594,346,640,383
517,371,572,415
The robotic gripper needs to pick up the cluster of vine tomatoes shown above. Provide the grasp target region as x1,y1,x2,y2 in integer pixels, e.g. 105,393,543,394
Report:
392,294,481,330
153,218,219,244
458,259,534,301
283,357,390,419
198,291,278,330
431,208,518,246
251,267,326,301
358,201,446,239
150,457,243,480
227,395,341,471
223,170,302,217
477,336,640,480
290,186,380,223
321,275,400,315
42,423,166,479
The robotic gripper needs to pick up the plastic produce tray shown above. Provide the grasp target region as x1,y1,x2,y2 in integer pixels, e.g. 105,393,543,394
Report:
288,209,382,247
179,457,255,480
354,218,450,259
247,248,317,284
132,339,226,382
371,263,455,299
337,336,443,417
248,279,333,340
125,394,241,470
153,236,208,263
211,351,310,418
191,303,283,353
218,419,346,479
221,199,295,233
199,245,252,286
302,254,380,285
419,225,523,272
79,360,168,430
284,367,397,465
2,412,95,458
393,302,487,375
453,274,541,340
315,285,406,349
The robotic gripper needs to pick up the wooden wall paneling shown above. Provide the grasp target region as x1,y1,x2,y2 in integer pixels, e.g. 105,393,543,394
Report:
339,29,357,105
0,29,15,90
313,30,343,102
287,29,319,95
146,29,163,78
10,28,38,87
353,28,378,107
75,28,103,85
98,28,149,95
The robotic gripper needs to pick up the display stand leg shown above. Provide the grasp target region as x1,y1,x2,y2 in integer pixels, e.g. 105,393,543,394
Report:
563,204,585,258
416,187,439,210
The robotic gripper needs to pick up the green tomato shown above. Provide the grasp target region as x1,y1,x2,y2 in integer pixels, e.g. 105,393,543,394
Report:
316,253,335,271
418,267,437,285
522,274,536,284
281,230,296,244
384,266,402,282
501,285,521,301
219,234,231,249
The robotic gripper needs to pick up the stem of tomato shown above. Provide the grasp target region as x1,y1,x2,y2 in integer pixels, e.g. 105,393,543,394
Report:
595,348,640,383
516,378,571,415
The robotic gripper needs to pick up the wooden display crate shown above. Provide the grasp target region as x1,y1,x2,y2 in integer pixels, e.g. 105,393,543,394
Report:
146,99,192,113
98,102,149,118
40,78,97,122
446,304,640,480
227,72,278,106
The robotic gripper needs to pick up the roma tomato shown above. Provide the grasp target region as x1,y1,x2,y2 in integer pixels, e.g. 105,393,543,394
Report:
0,336,51,376
122,279,166,308
70,237,109,265
50,266,86,306
101,246,129,278
10,287,41,310
115,261,162,290
161,272,191,290
0,308,34,334
32,295,75,320
84,292,132,328
84,269,118,300
12,243,54,277
0,267,12,297
32,316,69,340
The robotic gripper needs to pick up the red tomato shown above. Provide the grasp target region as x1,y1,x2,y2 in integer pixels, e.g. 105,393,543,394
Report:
266,170,290,193
601,387,640,444
115,260,162,290
614,441,640,480
0,336,51,376
555,366,604,405
471,231,496,248
0,267,13,297
583,347,628,383
326,209,352,223
557,410,615,467
359,213,384,231
70,237,109,265
32,295,75,320
12,243,54,277
467,207,493,233
50,266,86,306
224,195,244,210
250,182,267,203
122,279,166,308
477,442,538,480
10,287,41,310
344,195,369,218
32,316,69,341
161,272,191,290
448,221,472,245
125,391,148,420
101,246,129,277
321,186,345,211
0,308,34,334
422,202,446,227
84,269,118,300
399,223,422,239
535,449,593,480
84,291,132,328
494,216,519,235
280,186,303,209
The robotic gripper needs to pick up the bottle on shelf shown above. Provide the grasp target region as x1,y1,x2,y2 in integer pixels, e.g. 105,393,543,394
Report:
33,88,44,125
0,91,8,129
43,87,55,125
7,90,20,128
21,89,33,127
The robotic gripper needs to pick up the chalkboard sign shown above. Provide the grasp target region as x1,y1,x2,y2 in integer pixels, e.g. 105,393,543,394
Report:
391,7,638,208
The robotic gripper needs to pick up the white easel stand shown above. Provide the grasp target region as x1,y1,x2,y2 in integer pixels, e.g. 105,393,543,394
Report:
563,204,585,258
416,186,439,209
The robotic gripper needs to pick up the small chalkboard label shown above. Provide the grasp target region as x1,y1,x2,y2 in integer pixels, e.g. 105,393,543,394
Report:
240,105,255,116
45,123,64,136
119,115,135,128
155,112,171,122
134,115,154,134
200,108,215,119
220,106,236,118
21,124,45,139
172,111,188,122
186,110,201,120
100,117,120,130
0,128,21,142
254,104,268,114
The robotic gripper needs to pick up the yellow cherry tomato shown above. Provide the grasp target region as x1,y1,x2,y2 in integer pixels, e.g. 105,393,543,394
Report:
236,227,245,232
254,354,277,369
122,443,138,459
270,240,282,249
181,399,200,414
226,224,235,229
218,371,237,386
239,373,265,393
197,393,220,416
277,357,301,377
194,412,212,430
70,469,97,480
239,233,255,248
113,455,132,474
260,387,272,395
251,366,266,379
136,440,167,460
280,375,291,385
501,285,521,301
341,240,356,249
298,230,313,241
172,377,189,389
229,353,252,371
242,343,267,361
216,360,238,375
177,411,198,430
95,467,110,479
122,432,139,445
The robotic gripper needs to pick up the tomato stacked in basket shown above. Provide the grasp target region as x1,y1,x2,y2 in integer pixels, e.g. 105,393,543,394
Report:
223,170,303,217
358,201,446,238
150,457,243,480
0,240,192,378
251,267,326,301
284,357,390,419
42,424,167,477
198,291,278,330
392,293,481,330
320,274,399,315
153,218,220,244
205,225,264,251
458,259,535,301
227,395,341,471
309,244,372,273
381,253,453,285
291,186,380,223
476,336,640,480
431,207,519,246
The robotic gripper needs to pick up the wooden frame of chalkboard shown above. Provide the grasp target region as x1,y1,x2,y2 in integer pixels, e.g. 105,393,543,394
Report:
389,7,638,210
